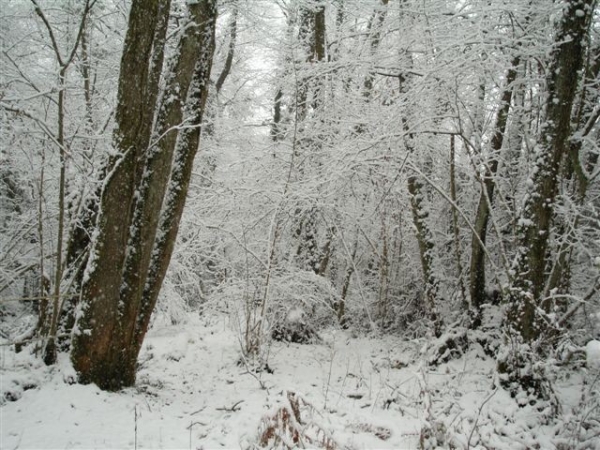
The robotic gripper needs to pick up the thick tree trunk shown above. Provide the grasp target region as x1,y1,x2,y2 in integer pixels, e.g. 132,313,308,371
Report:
71,0,164,390
71,0,217,391
506,0,594,342
60,0,171,350
136,19,216,354
546,42,600,296
119,0,211,348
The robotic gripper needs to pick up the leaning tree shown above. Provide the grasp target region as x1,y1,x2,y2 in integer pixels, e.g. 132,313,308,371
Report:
69,0,218,391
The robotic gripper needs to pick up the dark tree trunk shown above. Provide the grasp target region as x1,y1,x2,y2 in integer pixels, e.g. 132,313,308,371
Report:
60,0,171,350
506,0,594,343
546,41,600,296
70,0,165,390
71,0,217,391
469,57,520,326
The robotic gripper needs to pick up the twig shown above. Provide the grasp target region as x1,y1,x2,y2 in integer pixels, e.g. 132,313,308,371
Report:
190,407,206,416
216,400,244,412
186,420,207,429
467,388,497,449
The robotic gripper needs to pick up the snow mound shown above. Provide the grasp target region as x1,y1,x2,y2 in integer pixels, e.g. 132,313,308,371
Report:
586,340,600,370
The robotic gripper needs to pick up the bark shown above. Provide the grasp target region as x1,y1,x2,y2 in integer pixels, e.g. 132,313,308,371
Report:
63,0,170,293
449,135,467,310
408,174,441,337
546,42,600,296
377,223,390,321
136,10,216,355
295,208,320,273
29,0,94,365
271,88,283,141
507,0,594,342
215,1,237,95
317,227,334,276
396,43,441,335
71,0,163,389
71,0,216,391
294,2,327,271
469,56,520,325
119,0,209,349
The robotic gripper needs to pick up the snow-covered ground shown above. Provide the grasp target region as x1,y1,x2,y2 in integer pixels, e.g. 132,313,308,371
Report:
1,314,598,449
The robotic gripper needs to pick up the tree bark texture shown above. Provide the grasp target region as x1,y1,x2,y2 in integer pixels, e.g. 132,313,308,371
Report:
71,0,217,391
506,0,594,342
408,174,441,337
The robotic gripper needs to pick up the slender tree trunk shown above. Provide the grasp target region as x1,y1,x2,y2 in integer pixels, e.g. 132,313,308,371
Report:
449,135,467,310
469,56,520,326
43,66,67,365
408,174,441,337
362,0,389,101
294,2,327,271
377,221,390,322
28,0,94,365
205,1,237,137
215,2,237,95
337,235,358,326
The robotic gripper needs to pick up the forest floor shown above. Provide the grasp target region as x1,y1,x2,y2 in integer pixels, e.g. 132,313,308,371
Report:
1,312,599,449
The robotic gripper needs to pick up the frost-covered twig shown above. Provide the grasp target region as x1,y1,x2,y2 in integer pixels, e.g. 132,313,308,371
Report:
466,387,497,450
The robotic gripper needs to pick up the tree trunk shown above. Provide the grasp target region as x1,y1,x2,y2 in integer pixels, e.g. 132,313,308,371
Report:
28,0,94,365
407,174,441,337
469,56,519,326
71,0,217,391
449,135,467,311
294,2,327,271
545,41,600,297
506,0,594,343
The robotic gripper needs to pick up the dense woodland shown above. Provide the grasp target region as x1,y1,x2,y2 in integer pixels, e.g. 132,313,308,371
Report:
1,0,599,435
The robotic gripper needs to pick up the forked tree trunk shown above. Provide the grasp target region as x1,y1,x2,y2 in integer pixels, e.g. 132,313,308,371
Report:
60,0,171,350
71,0,217,391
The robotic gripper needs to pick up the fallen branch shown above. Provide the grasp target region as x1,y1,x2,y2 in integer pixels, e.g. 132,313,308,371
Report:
216,400,244,412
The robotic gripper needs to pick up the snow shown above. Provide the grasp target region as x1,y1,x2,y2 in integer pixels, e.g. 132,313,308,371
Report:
586,340,600,370
1,315,597,449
